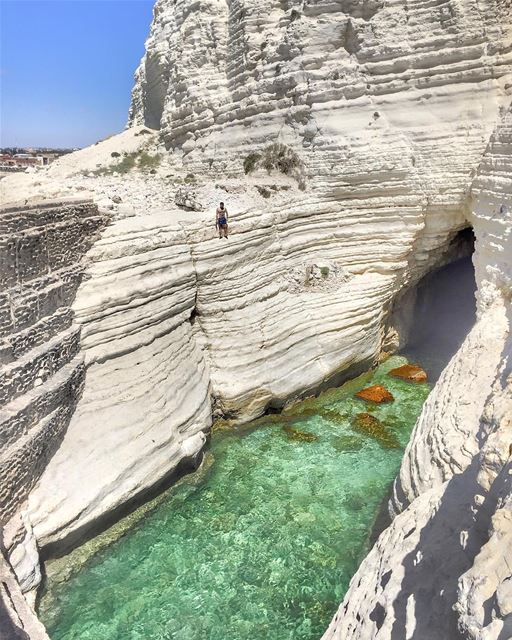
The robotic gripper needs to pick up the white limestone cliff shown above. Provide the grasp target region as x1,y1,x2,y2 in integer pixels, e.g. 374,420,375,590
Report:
0,198,110,638
27,211,211,548
0,0,510,637
322,107,512,640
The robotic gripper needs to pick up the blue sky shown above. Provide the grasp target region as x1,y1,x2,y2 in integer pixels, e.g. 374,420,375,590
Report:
1,0,154,148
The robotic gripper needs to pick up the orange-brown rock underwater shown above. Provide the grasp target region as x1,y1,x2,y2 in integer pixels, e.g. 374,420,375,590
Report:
40,356,430,640
388,364,428,383
355,385,395,404
351,413,401,449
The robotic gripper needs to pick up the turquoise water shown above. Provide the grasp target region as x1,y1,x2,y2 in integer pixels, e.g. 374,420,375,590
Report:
40,356,430,640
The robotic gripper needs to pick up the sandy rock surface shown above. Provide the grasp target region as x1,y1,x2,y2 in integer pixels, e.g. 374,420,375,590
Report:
0,1,510,638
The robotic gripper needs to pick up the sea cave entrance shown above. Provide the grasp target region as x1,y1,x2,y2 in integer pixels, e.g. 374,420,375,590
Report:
390,227,477,382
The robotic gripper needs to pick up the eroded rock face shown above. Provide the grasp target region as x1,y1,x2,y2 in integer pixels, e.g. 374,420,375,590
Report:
0,199,110,636
0,1,509,637
129,0,510,194
323,108,512,640
27,212,211,550
0,199,108,526
0,548,49,640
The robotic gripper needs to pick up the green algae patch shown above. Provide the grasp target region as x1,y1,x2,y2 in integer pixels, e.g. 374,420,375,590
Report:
282,424,318,442
40,355,430,640
351,413,401,449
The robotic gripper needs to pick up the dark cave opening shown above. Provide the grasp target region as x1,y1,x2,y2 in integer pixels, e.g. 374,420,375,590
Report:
399,229,477,382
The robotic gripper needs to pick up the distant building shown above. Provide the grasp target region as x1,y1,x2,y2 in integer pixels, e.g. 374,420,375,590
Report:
39,153,57,165
0,148,67,172
12,155,41,167
0,152,58,168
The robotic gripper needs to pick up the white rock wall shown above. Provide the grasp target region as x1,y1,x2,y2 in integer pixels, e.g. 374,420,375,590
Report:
26,179,474,548
322,108,512,640
0,199,109,637
0,0,507,635
126,0,511,433
391,304,508,515
0,547,49,640
129,0,510,183
0,199,108,526
28,212,211,548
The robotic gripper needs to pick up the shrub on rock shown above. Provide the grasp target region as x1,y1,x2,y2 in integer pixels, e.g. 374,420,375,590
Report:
244,153,261,174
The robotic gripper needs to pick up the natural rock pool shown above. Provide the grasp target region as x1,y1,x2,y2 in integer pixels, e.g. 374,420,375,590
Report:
39,355,430,640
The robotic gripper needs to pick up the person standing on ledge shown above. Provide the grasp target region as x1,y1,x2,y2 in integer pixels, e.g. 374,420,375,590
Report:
216,201,229,239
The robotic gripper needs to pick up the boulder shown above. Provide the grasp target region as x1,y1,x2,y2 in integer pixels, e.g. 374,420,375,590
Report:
174,186,203,211
355,384,394,403
388,364,427,383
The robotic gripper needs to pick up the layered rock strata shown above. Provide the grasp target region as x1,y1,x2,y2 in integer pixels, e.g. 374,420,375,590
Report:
129,0,511,180
25,183,477,550
0,549,49,640
129,4,511,633
27,212,211,550
0,0,509,637
322,108,512,640
27,0,511,558
0,199,109,634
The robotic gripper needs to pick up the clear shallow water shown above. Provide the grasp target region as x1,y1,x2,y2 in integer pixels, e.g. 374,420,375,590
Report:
40,356,430,640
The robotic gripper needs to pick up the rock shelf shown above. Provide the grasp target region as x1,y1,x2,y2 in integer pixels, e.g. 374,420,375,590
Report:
0,1,510,638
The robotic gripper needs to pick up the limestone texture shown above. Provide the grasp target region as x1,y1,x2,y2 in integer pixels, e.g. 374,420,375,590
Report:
0,548,49,640
323,108,512,640
0,199,108,523
27,211,211,549
0,0,510,638
0,199,109,636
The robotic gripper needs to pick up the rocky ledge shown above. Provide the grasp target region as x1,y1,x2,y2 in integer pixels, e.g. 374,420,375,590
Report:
0,0,510,638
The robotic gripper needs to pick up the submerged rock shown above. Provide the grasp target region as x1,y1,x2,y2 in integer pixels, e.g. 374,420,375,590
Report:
355,384,394,403
320,408,351,426
388,364,427,383
351,413,401,449
282,424,318,443
331,434,363,452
